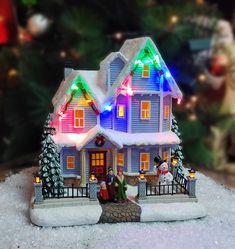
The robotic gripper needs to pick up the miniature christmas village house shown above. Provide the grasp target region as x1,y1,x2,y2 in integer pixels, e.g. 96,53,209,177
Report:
50,37,182,187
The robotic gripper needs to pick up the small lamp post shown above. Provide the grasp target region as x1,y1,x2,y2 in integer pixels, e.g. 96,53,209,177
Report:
90,171,97,182
34,174,43,204
171,157,179,166
138,169,147,201
35,174,41,184
139,169,146,180
89,171,98,201
188,169,196,178
171,156,179,176
187,169,197,198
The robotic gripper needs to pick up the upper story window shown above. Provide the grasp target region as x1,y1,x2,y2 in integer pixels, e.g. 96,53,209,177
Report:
67,156,75,169
117,153,124,166
142,64,150,78
140,153,150,171
141,101,151,120
74,108,85,128
164,105,170,119
117,105,125,118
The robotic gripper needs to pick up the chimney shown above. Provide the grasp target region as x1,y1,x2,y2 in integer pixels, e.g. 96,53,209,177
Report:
64,61,73,79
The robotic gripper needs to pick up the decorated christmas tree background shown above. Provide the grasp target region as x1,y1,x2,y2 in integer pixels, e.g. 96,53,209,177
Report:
0,0,235,186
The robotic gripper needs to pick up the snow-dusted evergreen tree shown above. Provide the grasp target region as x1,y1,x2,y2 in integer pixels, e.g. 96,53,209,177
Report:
39,114,63,196
171,114,184,172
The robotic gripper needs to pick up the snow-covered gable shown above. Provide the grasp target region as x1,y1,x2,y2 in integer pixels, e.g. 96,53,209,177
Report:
52,37,182,116
52,125,180,151
109,37,183,99
52,70,106,114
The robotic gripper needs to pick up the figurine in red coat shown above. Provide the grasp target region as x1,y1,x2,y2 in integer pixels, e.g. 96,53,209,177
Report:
99,181,109,204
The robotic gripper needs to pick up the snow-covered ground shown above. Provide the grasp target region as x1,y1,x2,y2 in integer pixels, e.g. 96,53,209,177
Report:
0,167,235,249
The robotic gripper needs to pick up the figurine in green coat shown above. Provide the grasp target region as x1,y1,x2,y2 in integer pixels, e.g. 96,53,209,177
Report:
114,168,127,202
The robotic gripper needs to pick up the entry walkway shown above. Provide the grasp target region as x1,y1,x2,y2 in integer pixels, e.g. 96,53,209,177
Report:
98,199,141,223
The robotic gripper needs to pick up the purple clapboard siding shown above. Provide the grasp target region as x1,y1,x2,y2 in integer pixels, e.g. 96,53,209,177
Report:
132,65,160,92
61,93,97,133
110,57,125,86
131,94,160,133
131,147,159,173
61,147,80,175
114,94,128,132
163,95,172,132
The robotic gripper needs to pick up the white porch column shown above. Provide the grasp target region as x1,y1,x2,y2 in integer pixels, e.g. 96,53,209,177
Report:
112,148,117,175
159,75,164,132
159,146,162,158
127,147,132,173
81,149,86,185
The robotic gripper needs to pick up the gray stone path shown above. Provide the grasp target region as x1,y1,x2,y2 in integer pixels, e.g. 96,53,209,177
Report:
98,200,141,223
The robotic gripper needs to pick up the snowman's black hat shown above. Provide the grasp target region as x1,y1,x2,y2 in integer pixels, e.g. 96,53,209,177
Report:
153,155,164,166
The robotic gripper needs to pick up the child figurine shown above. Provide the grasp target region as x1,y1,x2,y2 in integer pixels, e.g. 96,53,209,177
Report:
106,167,116,202
114,168,127,203
99,181,109,204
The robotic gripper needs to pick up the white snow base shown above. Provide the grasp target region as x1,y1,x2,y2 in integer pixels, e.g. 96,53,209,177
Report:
140,202,207,222
30,204,102,227
1,167,235,249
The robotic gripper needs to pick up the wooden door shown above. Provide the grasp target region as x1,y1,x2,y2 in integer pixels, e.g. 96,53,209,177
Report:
89,151,106,182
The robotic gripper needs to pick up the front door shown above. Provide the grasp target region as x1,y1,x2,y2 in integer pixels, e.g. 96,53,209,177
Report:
89,151,106,182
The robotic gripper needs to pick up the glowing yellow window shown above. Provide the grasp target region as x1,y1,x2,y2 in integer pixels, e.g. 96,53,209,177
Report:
163,151,169,161
74,108,84,128
91,153,105,167
141,101,151,119
67,156,75,169
117,153,124,166
140,153,150,171
142,64,150,77
164,105,170,119
117,105,125,118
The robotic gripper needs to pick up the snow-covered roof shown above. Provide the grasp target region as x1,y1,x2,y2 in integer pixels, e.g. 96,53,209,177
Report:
52,125,180,150
109,37,182,99
52,37,183,114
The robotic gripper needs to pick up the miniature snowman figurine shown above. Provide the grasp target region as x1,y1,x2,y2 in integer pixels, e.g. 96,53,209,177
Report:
157,161,173,184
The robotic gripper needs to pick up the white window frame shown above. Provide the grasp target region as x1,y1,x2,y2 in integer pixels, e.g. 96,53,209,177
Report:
142,64,150,78
117,104,125,119
140,153,150,171
140,101,151,120
67,156,75,169
74,108,85,128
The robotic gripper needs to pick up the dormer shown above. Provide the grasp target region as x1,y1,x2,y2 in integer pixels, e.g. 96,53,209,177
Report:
99,52,127,90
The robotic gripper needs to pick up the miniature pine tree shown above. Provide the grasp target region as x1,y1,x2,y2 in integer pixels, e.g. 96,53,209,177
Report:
39,114,63,196
171,114,184,172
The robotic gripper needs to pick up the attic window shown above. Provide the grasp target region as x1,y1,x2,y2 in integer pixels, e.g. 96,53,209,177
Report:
74,108,85,128
142,64,150,78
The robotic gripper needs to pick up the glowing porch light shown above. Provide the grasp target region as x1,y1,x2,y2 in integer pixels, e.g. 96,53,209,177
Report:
139,169,146,180
35,175,41,183
188,169,196,178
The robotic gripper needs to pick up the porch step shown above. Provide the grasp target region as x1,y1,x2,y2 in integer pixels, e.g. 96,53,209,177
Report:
138,194,198,204
33,197,98,209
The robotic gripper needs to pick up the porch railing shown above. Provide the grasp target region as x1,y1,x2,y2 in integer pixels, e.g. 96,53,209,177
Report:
43,184,89,199
146,170,188,196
